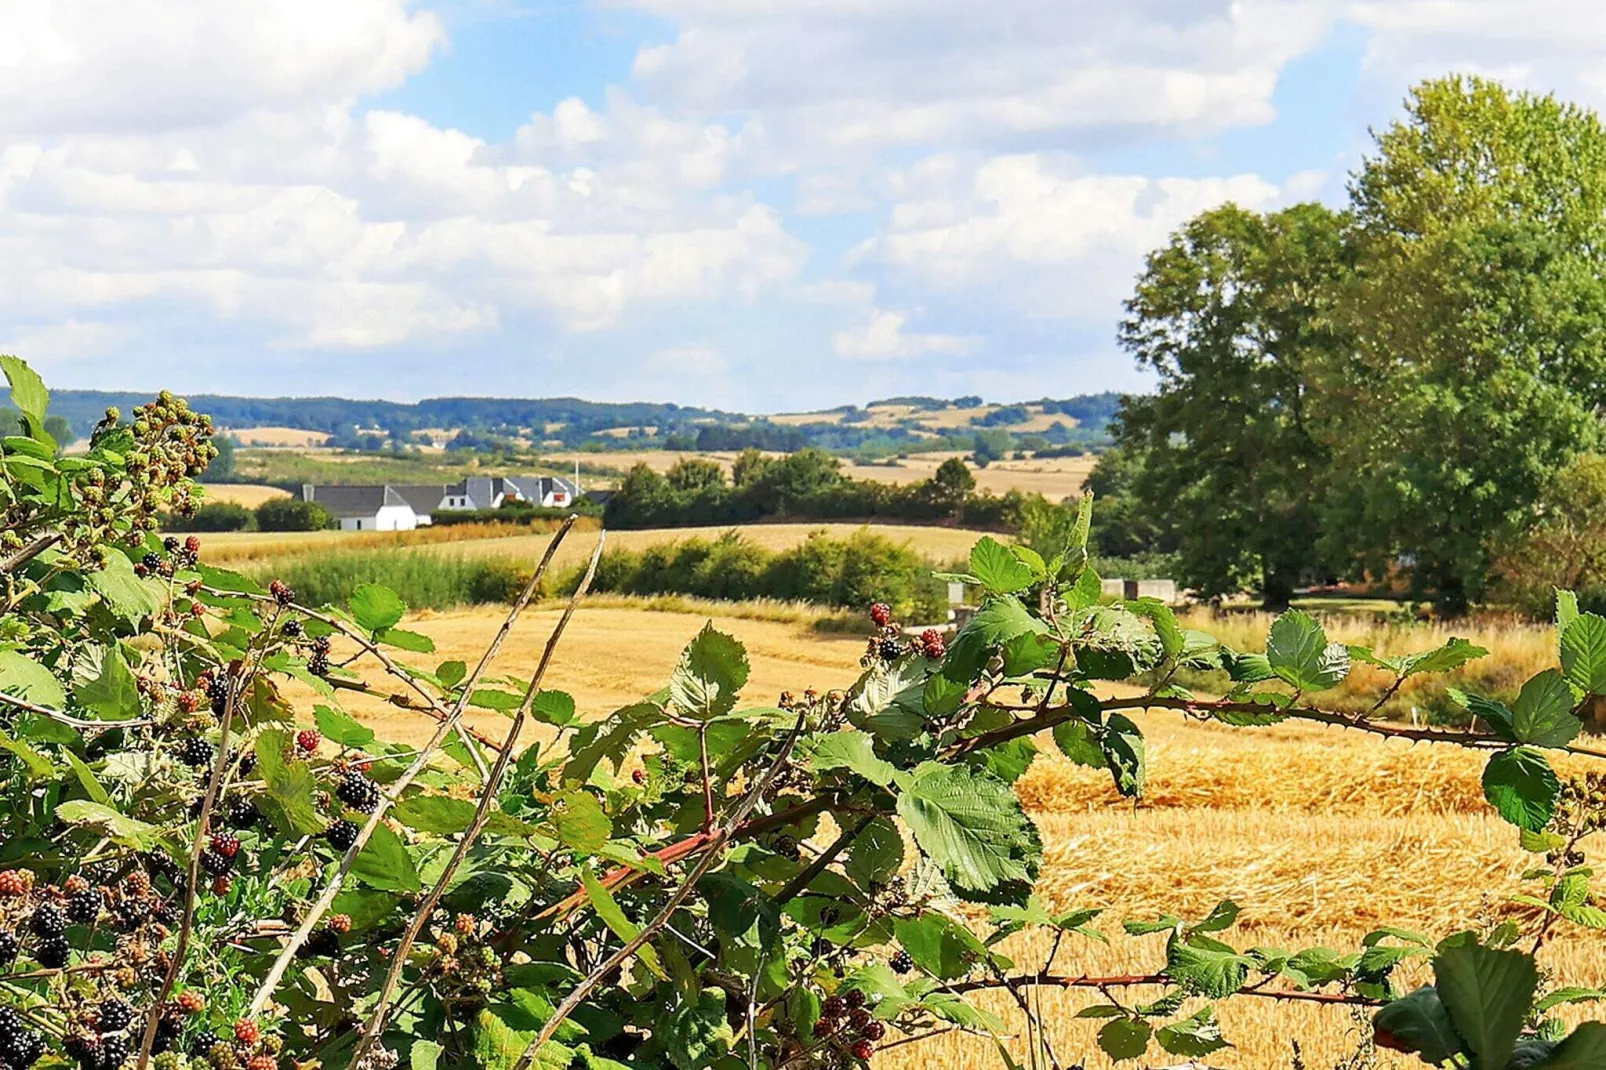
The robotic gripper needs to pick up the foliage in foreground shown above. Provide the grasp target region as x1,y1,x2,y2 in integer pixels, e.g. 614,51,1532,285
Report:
3,359,1606,1070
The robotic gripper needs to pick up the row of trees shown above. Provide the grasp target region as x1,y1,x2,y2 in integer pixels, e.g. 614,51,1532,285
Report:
1108,75,1606,611
602,448,1027,530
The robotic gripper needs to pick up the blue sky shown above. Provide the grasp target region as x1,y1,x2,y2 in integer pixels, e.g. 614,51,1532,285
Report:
0,0,1597,411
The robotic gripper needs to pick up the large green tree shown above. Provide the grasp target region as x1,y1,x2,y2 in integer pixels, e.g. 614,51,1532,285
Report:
1318,75,1606,610
1115,201,1349,606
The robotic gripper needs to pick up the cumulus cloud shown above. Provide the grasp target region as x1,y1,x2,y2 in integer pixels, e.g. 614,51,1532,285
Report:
832,309,978,361
854,154,1284,319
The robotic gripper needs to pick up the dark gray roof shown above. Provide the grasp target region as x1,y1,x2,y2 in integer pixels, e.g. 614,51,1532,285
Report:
391,484,448,513
304,485,397,518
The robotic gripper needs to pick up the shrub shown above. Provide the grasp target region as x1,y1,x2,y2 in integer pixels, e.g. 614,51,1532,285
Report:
162,501,254,531
253,549,526,609
256,496,332,531
3,358,1606,1070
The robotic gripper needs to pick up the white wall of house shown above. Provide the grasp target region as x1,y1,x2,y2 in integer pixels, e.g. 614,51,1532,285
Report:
339,505,419,532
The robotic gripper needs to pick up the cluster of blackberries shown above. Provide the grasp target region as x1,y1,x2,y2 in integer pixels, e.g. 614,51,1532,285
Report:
812,988,883,1062
200,833,240,879
268,580,295,608
916,628,946,659
0,1006,45,1069
862,603,912,665
204,676,230,716
222,796,261,830
335,771,380,813
307,636,331,677
175,737,213,769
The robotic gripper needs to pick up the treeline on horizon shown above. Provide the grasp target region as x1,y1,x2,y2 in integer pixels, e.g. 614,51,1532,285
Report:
1090,74,1606,616
37,388,1122,455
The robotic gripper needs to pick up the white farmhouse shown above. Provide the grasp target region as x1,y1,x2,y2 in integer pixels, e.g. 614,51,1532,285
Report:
299,475,581,529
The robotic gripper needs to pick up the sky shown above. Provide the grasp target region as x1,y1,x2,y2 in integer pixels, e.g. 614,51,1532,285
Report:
0,1,1604,411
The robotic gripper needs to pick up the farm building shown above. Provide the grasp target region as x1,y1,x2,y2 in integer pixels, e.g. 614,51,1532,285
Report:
301,475,579,530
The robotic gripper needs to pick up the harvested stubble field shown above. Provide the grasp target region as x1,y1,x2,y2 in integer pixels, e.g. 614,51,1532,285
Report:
274,596,1606,1068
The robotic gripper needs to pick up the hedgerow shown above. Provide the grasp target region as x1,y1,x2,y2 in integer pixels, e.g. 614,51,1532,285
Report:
0,358,1604,1070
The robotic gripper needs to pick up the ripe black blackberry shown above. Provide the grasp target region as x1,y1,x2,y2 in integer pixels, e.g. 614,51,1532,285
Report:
67,888,102,924
889,949,914,974
30,903,65,939
163,537,180,555
206,678,230,714
335,771,379,812
296,927,340,959
98,999,134,1034
307,650,330,677
843,988,866,1010
9,1026,44,1068
325,819,360,851
175,737,214,769
35,935,70,968
235,751,257,776
99,1031,130,1070
224,796,261,829
156,899,181,926
281,619,303,638
0,929,16,964
877,638,902,661
142,552,163,572
199,849,233,877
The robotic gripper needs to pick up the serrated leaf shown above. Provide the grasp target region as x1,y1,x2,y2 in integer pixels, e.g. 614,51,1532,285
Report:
895,761,1037,894
1098,1017,1151,1062
551,789,611,854
805,730,896,787
0,649,66,709
1484,747,1560,831
894,912,983,980
1562,614,1606,695
1099,713,1145,798
1191,899,1240,935
55,800,156,848
1156,1007,1229,1058
1052,717,1106,768
314,704,375,749
530,690,576,727
1372,987,1463,1065
1536,1022,1606,1068
73,644,140,721
352,820,420,892
846,817,904,887
669,623,749,719
1434,944,1536,1070
581,871,664,980
661,988,734,1070
1511,669,1583,748
1404,637,1489,676
393,794,477,834
1267,610,1350,692
410,1040,443,1070
469,689,524,712
0,355,48,427
349,584,407,633
436,660,467,688
1167,933,1252,998
255,729,324,836
969,537,1036,593
375,627,434,653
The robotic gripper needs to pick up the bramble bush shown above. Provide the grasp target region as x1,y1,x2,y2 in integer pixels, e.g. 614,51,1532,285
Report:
3,359,1606,1070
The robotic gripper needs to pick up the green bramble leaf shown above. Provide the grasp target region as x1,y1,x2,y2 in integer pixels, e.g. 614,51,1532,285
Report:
314,704,375,749
550,789,611,854
969,537,1036,594
55,800,156,849
1483,747,1561,831
581,871,664,980
895,761,1038,895
1266,610,1349,692
255,729,323,836
1097,1017,1151,1062
1052,717,1106,769
0,650,66,711
660,988,734,1070
1166,933,1253,998
1156,1007,1229,1059
805,729,896,787
1562,613,1606,696
0,355,48,428
348,584,407,634
72,644,139,720
1433,944,1535,1070
893,912,985,980
1535,1022,1606,1068
1510,669,1583,748
352,820,420,892
375,627,434,654
845,817,904,887
393,794,476,834
530,690,576,727
1099,713,1145,798
669,623,749,719
1372,987,1463,1065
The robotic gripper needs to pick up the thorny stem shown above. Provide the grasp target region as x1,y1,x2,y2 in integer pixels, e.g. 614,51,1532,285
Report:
946,973,1386,1007
348,532,606,1068
509,712,809,1070
244,517,580,1017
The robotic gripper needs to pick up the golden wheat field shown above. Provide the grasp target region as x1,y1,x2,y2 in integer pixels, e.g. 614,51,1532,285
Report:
269,597,1606,1070
194,482,291,508
194,521,990,570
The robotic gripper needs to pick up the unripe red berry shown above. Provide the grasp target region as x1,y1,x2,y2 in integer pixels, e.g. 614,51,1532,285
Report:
869,603,892,627
233,1020,260,1046
919,628,946,659
210,875,232,896
295,729,320,754
850,1039,874,1061
185,535,201,555
248,1056,276,1070
177,991,206,1014
328,914,352,934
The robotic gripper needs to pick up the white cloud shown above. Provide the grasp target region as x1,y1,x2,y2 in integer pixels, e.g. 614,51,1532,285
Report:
832,308,977,361
855,154,1283,319
615,0,1332,167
